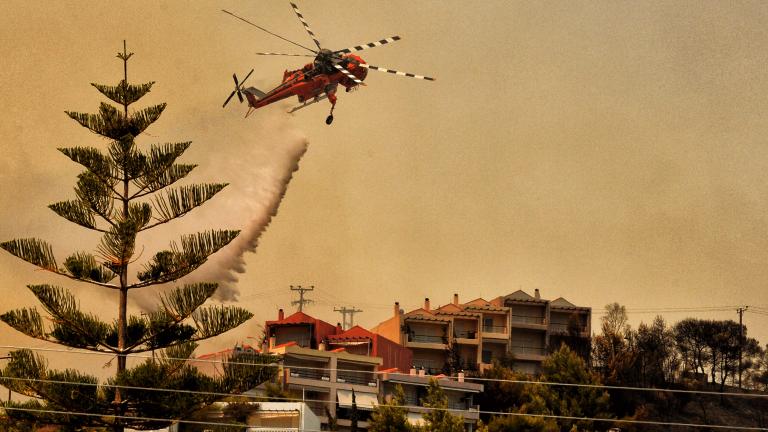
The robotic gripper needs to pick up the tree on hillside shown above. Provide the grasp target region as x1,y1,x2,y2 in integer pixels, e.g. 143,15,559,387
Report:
486,345,612,432
369,385,411,432
592,303,630,377
420,379,465,432
0,44,275,430
634,316,678,388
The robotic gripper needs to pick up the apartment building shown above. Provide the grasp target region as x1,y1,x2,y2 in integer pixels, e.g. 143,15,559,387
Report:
373,290,591,374
496,289,591,373
271,341,382,429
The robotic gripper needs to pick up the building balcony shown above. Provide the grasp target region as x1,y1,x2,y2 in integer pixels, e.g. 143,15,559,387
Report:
336,373,378,387
289,368,330,382
510,315,547,330
406,334,448,349
455,330,479,345
510,345,545,361
549,323,589,336
481,325,508,340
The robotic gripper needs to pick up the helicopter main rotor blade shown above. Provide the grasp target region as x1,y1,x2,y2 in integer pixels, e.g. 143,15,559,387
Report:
335,36,401,54
240,69,255,86
289,2,323,50
333,64,365,86
358,63,436,81
222,9,317,54
256,52,315,57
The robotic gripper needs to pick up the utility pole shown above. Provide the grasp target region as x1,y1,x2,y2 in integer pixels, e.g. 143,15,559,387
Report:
290,285,314,312
737,305,748,389
334,306,363,330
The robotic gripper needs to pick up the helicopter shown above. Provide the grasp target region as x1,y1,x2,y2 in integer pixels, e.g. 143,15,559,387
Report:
222,3,435,125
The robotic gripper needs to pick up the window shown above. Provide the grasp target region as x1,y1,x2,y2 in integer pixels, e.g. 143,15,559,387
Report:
482,350,492,363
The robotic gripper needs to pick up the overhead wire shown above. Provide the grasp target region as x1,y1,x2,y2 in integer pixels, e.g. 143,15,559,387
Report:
1,381,767,431
1,345,767,399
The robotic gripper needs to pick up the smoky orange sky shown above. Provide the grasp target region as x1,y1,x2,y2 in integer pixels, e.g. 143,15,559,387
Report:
1,0,768,370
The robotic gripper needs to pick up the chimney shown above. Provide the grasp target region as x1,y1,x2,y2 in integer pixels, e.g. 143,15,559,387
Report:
394,302,400,317
458,371,465,383
453,293,459,306
261,339,269,354
418,368,426,377
409,367,417,376
337,322,343,333
269,336,276,349
319,340,326,351
534,289,541,300
424,298,430,312
278,308,285,320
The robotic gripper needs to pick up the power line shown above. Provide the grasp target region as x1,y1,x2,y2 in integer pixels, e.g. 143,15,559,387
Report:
1,384,767,431
2,345,768,399
1,405,309,430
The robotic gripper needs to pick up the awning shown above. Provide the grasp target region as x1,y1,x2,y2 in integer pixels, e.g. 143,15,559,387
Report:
337,389,378,410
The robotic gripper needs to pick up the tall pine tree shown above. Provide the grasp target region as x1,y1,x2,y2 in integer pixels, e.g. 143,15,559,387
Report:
0,43,275,430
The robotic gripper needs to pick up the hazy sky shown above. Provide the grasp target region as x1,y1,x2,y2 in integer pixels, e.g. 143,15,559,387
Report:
1,0,768,367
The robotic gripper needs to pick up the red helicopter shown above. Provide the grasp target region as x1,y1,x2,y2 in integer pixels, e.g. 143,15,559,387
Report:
222,3,435,125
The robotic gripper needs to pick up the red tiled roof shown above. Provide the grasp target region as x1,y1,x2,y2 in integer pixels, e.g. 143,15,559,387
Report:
327,325,375,341
266,311,318,326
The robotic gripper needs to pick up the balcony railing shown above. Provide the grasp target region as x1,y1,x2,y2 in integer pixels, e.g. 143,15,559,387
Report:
337,373,377,387
510,345,545,356
289,368,330,381
409,334,447,344
549,323,588,334
413,358,443,374
456,330,477,339
511,315,545,325
482,325,507,334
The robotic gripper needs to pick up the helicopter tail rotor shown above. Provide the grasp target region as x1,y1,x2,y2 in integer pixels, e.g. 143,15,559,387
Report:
223,69,255,108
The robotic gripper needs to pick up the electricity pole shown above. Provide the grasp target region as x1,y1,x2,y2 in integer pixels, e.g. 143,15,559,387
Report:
334,306,363,330
290,285,314,312
737,305,748,389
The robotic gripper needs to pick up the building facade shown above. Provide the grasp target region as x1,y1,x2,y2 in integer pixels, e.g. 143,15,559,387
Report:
372,290,591,374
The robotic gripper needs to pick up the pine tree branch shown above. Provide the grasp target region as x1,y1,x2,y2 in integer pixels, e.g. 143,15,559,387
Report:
142,183,228,231
131,230,240,288
48,200,106,232
75,172,117,225
65,102,167,140
122,284,218,352
0,349,48,398
0,238,58,271
191,305,254,339
0,307,47,339
58,146,119,181
0,238,120,289
63,252,118,283
28,285,116,352
128,141,194,198
91,80,154,106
